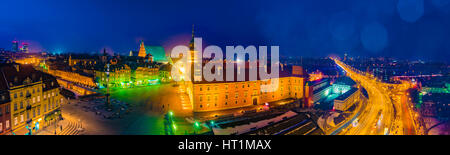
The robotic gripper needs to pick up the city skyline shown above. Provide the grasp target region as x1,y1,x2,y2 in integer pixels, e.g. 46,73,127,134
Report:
1,0,450,62
1,2,450,149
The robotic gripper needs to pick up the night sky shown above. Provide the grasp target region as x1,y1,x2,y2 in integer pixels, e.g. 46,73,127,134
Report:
1,0,450,62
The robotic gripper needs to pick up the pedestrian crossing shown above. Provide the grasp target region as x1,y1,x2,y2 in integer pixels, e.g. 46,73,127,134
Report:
57,116,82,135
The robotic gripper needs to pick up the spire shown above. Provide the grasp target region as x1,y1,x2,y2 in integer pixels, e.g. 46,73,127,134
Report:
189,24,195,51
192,24,195,39
138,40,146,58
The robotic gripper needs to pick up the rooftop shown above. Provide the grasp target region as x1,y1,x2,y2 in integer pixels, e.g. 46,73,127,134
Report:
335,87,358,101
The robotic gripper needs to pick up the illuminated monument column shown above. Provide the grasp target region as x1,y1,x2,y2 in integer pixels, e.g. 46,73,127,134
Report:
138,41,146,58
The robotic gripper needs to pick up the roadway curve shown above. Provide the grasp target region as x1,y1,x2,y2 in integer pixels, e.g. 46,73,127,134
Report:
334,59,397,135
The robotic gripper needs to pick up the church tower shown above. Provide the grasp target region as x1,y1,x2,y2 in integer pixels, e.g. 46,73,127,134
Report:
138,40,146,58
68,54,73,66
190,24,202,81
101,48,108,63
189,25,196,62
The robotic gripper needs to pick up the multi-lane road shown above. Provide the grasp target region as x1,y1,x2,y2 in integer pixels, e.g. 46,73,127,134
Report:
332,58,422,135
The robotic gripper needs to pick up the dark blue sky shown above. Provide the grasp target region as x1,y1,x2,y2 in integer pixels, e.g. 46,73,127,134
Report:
1,0,450,62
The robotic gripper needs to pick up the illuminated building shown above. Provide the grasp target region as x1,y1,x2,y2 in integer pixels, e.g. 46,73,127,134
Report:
11,41,18,53
14,56,42,66
181,27,307,112
333,87,360,111
0,85,11,135
146,46,166,63
188,68,307,112
68,54,97,67
44,69,97,88
308,70,324,81
134,66,159,85
129,50,138,57
21,43,29,53
305,77,357,108
95,63,132,88
0,63,64,134
138,41,147,58
159,64,172,82
422,83,450,94
101,48,109,63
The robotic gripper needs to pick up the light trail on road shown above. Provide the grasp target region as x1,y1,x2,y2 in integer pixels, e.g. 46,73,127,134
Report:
332,58,420,135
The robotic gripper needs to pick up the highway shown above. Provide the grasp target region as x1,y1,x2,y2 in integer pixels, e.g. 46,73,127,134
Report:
332,58,421,135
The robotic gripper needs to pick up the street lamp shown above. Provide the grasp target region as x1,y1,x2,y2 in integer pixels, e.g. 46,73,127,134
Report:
193,121,201,134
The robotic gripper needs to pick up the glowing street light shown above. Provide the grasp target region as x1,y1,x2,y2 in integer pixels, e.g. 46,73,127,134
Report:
194,121,200,128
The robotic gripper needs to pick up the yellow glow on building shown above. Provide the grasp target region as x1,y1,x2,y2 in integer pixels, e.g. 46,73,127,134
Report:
187,76,305,112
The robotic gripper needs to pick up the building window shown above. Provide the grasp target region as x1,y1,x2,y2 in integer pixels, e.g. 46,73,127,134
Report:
20,102,23,109
20,92,23,97
200,105,203,108
5,120,9,129
14,93,17,98
14,117,18,125
14,103,17,111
